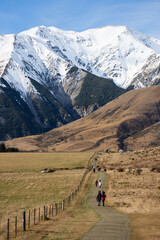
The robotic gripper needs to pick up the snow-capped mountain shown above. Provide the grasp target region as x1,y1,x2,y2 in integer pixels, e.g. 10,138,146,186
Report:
1,25,160,93
0,25,160,140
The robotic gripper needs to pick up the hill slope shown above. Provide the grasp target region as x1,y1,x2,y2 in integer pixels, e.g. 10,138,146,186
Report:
0,70,125,140
5,85,160,152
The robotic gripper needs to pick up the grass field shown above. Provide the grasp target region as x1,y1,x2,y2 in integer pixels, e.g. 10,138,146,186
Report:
0,152,92,239
0,152,92,172
10,171,99,240
99,147,160,240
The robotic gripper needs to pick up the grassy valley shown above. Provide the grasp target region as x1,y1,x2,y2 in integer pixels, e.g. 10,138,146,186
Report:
1,84,160,239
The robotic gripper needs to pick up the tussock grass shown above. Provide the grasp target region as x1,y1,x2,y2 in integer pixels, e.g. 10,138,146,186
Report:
0,152,92,239
99,148,160,240
129,213,160,240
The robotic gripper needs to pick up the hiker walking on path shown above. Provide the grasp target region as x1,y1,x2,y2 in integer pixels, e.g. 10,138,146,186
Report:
101,191,106,206
83,170,129,240
96,191,102,206
95,180,98,187
98,180,102,188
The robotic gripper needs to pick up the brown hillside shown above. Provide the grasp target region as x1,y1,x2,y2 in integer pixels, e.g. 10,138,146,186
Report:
5,85,160,152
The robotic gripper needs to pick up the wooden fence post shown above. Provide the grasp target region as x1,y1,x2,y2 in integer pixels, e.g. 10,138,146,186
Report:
49,205,51,217
34,209,36,225
62,200,65,210
22,211,26,231
55,203,57,215
46,206,47,218
43,206,46,220
15,216,17,236
59,202,61,213
39,208,40,222
28,210,30,228
7,218,9,240
52,204,53,217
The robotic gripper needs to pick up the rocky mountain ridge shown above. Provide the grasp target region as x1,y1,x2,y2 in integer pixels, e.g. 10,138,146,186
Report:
0,25,160,140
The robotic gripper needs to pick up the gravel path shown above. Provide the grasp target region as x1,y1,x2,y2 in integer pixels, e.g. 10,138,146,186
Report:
82,171,130,240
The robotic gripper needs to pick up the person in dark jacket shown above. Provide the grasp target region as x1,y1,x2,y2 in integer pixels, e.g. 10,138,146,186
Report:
95,180,98,187
101,191,106,206
96,191,102,206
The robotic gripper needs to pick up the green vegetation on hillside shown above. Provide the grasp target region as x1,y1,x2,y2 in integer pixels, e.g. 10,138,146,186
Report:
0,143,19,152
0,78,41,140
74,71,126,108
0,78,73,140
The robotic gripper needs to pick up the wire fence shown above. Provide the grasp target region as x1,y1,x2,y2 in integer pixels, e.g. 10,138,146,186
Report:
0,168,90,240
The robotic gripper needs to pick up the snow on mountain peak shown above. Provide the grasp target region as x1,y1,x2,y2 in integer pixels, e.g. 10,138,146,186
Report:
1,24,160,97
0,34,15,77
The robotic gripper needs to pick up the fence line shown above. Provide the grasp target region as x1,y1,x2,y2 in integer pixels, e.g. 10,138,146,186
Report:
4,167,91,239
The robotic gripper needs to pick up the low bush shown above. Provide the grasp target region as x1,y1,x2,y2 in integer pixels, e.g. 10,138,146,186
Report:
151,167,160,173
108,167,114,170
136,168,142,175
117,167,124,172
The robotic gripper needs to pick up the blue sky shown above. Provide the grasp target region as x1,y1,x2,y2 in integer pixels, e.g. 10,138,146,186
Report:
0,0,160,38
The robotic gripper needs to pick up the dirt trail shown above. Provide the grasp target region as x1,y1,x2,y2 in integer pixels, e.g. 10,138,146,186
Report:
82,171,130,240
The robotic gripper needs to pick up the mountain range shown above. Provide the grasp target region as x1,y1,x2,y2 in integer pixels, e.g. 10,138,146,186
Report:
5,84,160,152
1,25,160,141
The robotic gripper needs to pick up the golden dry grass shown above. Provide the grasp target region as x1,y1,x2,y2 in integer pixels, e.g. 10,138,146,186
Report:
0,152,91,172
0,152,93,239
2,172,99,240
99,147,160,240
125,121,160,150
129,213,160,240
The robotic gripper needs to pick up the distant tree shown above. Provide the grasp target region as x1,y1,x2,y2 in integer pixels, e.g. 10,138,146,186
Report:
6,147,19,152
0,143,19,152
0,143,6,152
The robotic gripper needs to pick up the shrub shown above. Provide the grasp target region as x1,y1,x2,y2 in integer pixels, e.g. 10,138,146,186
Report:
0,143,19,152
151,167,157,172
151,167,160,173
109,167,114,170
156,168,160,173
6,147,19,152
136,168,142,175
0,143,6,152
117,167,124,172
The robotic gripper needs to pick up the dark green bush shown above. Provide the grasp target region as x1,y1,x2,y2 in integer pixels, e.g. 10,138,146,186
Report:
0,143,19,152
